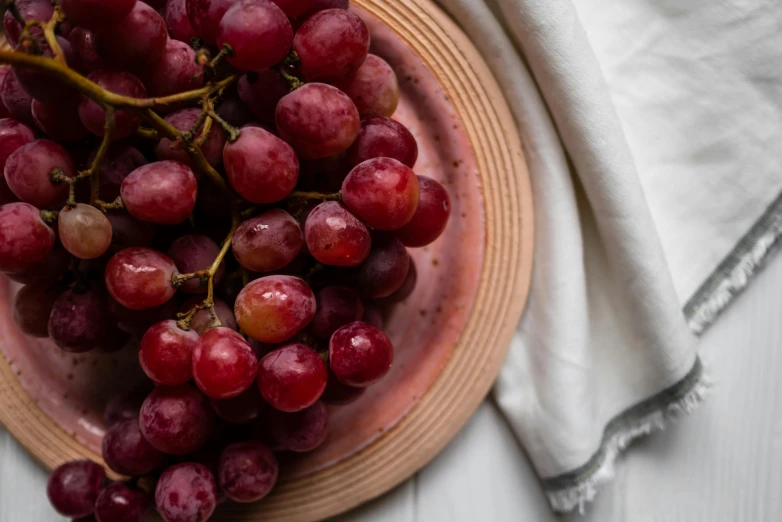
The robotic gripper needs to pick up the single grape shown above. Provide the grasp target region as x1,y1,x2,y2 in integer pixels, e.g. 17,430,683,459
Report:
79,70,146,140
186,0,237,46
155,463,218,522
329,321,393,387
270,0,347,19
232,209,302,273
68,28,107,74
4,140,74,207
48,289,127,353
121,161,197,225
0,72,34,126
165,0,198,42
167,235,225,293
216,0,292,71
311,285,363,338
0,118,35,170
144,39,204,97
223,126,299,204
156,108,226,168
61,0,137,31
379,256,417,303
257,343,327,411
94,482,149,522
91,144,148,202
347,116,417,168
3,0,53,48
294,9,369,81
321,369,364,405
234,275,316,343
0,202,55,273
218,441,278,503
47,460,105,518
102,419,165,477
6,246,70,285
342,157,419,230
211,385,265,424
139,384,216,454
192,327,259,399
353,233,409,298
181,297,238,335
0,70,10,119
94,2,168,69
395,176,451,247
31,100,90,142
58,204,113,260
105,247,178,310
276,82,360,159
104,386,151,427
333,54,399,118
12,283,60,338
13,37,79,104
139,320,199,386
361,302,383,329
237,70,288,123
216,96,252,128
304,201,371,267
270,401,328,452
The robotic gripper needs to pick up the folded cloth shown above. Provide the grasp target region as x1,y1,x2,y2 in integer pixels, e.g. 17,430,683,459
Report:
436,0,782,513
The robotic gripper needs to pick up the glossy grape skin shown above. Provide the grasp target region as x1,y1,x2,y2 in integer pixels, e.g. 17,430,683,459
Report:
218,441,278,503
186,0,237,46
92,144,148,202
3,0,53,48
102,419,166,477
270,401,328,452
94,482,149,522
13,37,79,104
216,0,292,71
0,203,55,273
353,233,410,298
232,209,302,273
343,157,419,230
105,247,178,310
121,161,198,225
155,463,218,522
379,256,417,303
94,2,168,70
46,460,105,518
237,70,288,124
166,0,198,42
321,369,364,405
167,235,225,293
104,386,151,427
79,71,146,140
223,126,299,204
311,286,363,338
58,204,113,260
329,321,393,387
68,28,107,74
48,289,126,353
31,100,90,142
334,54,399,118
0,118,35,170
235,276,316,343
156,109,226,168
182,297,238,335
294,9,369,81
276,83,360,159
347,116,417,168
140,320,199,385
396,176,451,247
211,386,265,424
12,283,59,338
139,385,216,455
257,343,327,411
4,140,74,207
271,0,346,19
61,0,137,30
144,39,204,97
192,327,258,399
304,201,371,267
0,72,34,126
109,297,177,335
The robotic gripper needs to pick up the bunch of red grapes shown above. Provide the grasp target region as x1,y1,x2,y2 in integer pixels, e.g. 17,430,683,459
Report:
0,0,451,520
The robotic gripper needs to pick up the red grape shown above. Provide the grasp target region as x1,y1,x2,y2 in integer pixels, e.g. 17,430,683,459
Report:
139,384,216,454
94,2,168,70
139,320,199,386
102,419,165,476
94,483,149,522
106,212,156,252
361,302,383,328
155,462,218,522
311,285,363,338
333,54,399,118
105,247,178,310
294,9,369,81
0,72,33,126
0,202,55,273
31,100,89,142
211,386,265,424
342,157,419,230
144,39,204,97
167,234,225,293
8,245,69,283
257,343,326,411
379,256,416,303
48,289,127,353
46,460,105,518
276,82,360,159
3,0,53,48
68,28,108,74
395,176,451,247
353,233,409,298
237,70,288,123
5,140,74,207
347,116,417,168
270,401,328,452
166,0,198,42
0,118,35,170
186,0,237,46
108,296,177,335
182,297,238,335
232,209,303,273
217,441,278,503
58,203,113,260
192,327,259,399
121,161,197,224
235,275,316,343
0,69,10,118
216,96,252,128
79,70,146,140
104,386,151,427
271,0,347,19
321,369,364,405
304,201,371,267
216,0,292,71
223,126,299,204
12,283,60,338
13,37,79,104
92,144,148,202
61,0,137,31
329,321,392,387
156,108,226,168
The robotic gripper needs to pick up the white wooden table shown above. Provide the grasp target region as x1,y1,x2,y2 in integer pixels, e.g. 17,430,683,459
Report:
3,253,781,521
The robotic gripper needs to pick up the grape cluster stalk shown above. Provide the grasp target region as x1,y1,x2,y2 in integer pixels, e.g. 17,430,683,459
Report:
0,0,453,521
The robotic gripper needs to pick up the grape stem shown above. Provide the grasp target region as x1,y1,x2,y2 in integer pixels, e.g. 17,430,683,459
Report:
289,190,342,201
88,107,115,206
134,127,159,140
39,209,59,224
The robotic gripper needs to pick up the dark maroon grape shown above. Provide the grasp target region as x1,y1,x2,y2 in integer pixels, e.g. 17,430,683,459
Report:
192,327,259,399
271,0,347,19
270,401,328,452
31,100,89,142
102,419,165,476
329,321,393,387
0,202,55,273
92,144,148,202
361,302,383,329
181,297,238,335
48,289,126,353
186,0,237,46
395,176,451,247
68,28,108,74
379,256,416,303
108,297,177,335
0,118,35,170
304,201,371,267
94,2,168,69
144,39,204,97
139,320,199,385
13,283,59,338
234,275,316,343
312,286,363,338
47,460,105,518
0,72,34,126
139,384,216,454
322,369,364,405
5,140,74,207
0,69,10,118
218,441,278,503
217,0,292,71
121,161,198,225
211,385,265,424
12,37,79,104
156,108,226,168
216,96,252,128
105,247,178,310
237,70,288,124
94,482,149,522
156,462,217,522
61,0,137,31
79,70,146,140
167,235,225,293
3,0,53,48
166,0,198,42
347,116,417,168
333,54,399,118
294,9,369,81
6,246,70,285
353,233,410,298
104,386,151,427
232,209,303,273
257,343,327,412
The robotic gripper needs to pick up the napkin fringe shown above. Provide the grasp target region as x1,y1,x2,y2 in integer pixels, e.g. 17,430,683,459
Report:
546,368,711,513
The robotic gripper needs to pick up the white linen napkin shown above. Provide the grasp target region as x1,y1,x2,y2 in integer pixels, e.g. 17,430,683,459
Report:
436,0,782,512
